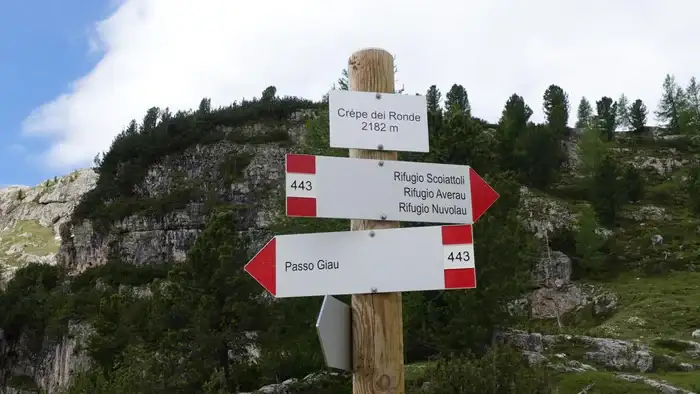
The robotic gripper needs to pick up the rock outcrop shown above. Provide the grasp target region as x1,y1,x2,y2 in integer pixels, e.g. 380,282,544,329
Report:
0,322,93,394
59,122,307,273
0,169,97,282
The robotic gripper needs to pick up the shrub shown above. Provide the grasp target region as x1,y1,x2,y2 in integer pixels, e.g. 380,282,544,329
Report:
411,345,554,394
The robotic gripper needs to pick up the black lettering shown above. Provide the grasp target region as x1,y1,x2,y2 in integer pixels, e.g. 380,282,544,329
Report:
284,261,315,272
317,259,340,270
447,251,471,262
388,111,421,122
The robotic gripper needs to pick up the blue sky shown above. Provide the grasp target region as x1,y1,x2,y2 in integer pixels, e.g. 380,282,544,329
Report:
0,0,114,186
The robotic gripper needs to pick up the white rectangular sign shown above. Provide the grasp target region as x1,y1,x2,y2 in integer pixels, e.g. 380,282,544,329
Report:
328,90,429,152
244,224,476,298
284,154,499,224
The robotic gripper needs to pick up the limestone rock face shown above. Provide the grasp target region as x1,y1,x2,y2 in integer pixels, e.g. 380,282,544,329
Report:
58,121,305,273
0,169,97,281
0,322,93,394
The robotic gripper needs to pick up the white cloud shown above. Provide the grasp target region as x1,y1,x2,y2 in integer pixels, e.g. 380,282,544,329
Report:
21,0,700,171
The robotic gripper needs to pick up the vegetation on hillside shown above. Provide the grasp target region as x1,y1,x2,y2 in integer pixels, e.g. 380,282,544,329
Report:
1,72,700,393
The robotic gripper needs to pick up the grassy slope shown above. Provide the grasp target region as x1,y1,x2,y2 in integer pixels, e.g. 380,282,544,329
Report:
0,220,59,268
405,135,700,392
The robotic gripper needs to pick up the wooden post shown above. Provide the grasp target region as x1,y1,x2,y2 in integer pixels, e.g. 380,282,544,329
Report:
348,48,405,394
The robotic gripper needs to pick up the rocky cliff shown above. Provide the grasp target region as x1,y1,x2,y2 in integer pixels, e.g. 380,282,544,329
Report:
58,126,303,274
0,169,97,283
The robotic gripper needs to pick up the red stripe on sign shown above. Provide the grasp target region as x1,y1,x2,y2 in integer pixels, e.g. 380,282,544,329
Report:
286,197,317,217
286,154,316,174
444,268,477,289
441,225,473,245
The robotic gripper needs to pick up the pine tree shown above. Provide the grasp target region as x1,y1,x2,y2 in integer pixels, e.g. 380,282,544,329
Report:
261,86,277,101
542,85,570,133
616,94,631,130
595,96,617,141
426,85,442,113
685,77,700,131
500,94,533,129
337,68,349,90
575,97,593,128
576,124,608,179
425,85,444,147
591,155,622,225
445,84,471,116
198,98,211,114
498,94,533,172
629,99,648,134
575,205,606,275
140,107,160,133
622,166,644,202
656,74,686,132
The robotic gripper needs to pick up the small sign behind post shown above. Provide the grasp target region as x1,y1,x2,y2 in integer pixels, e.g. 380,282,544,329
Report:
329,90,429,152
316,295,351,371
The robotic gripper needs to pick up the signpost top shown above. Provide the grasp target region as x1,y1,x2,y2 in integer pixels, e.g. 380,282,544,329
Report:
329,90,429,152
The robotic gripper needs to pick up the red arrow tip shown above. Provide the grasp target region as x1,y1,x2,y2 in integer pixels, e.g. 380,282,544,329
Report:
244,238,276,296
469,168,499,223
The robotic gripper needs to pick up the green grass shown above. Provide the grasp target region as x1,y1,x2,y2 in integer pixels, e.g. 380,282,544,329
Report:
555,371,659,394
405,363,668,393
586,272,700,340
0,220,59,268
644,371,700,391
405,361,431,382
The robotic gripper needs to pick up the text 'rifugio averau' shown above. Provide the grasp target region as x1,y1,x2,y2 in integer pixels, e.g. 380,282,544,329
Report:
394,171,469,217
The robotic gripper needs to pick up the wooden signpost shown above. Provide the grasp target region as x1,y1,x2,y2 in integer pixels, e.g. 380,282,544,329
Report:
244,48,499,394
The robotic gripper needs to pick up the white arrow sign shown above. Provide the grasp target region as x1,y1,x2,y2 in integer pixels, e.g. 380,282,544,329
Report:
244,224,476,298
285,154,499,224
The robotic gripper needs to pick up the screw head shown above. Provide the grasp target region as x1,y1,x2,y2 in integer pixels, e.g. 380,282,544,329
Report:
378,160,384,167
375,93,382,99
377,144,384,151
369,230,375,237
380,214,387,220
371,287,378,293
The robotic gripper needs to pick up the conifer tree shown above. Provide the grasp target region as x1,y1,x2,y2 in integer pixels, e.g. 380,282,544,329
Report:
444,84,471,116
426,85,442,113
595,96,617,141
542,84,569,133
656,74,687,132
616,94,631,130
591,155,622,225
629,99,648,134
575,97,593,128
